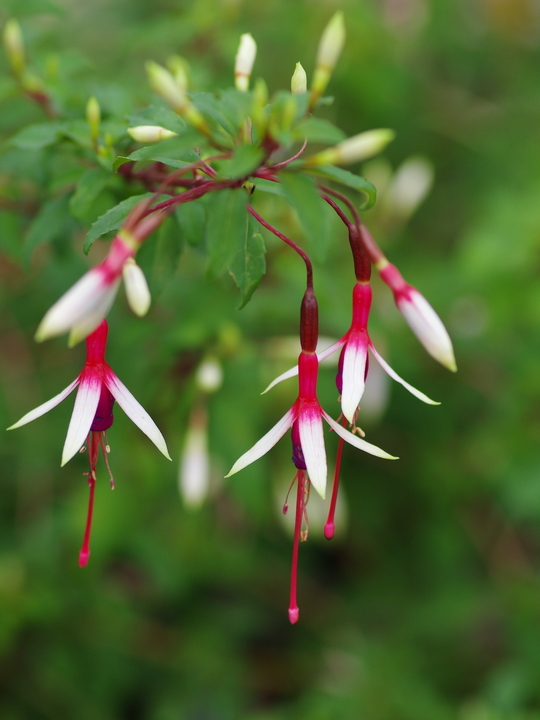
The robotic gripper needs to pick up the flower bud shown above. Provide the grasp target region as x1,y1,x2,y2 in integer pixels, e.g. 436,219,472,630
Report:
195,357,223,394
3,19,25,77
122,258,151,316
378,261,457,372
146,60,209,134
310,12,345,104
234,33,257,92
179,406,210,508
127,125,178,143
291,62,307,94
305,129,395,167
86,96,101,143
167,55,189,92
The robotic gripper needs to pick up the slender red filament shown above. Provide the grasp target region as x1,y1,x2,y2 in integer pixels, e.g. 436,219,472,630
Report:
79,431,99,567
289,470,308,624
325,417,347,539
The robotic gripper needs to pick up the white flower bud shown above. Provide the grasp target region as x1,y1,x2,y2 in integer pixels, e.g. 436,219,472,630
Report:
310,12,345,102
127,125,178,143
234,33,257,92
3,19,25,76
122,258,151,317
291,62,307,94
195,357,223,393
306,129,395,167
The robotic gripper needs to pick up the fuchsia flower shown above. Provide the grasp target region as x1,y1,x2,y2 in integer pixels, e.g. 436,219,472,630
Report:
264,282,439,425
378,260,457,372
226,350,396,500
8,320,170,565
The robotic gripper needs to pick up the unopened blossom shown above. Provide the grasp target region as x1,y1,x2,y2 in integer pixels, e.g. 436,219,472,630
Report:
8,320,170,565
305,129,396,168
234,33,257,92
227,350,396,499
264,282,438,425
291,62,307,94
311,11,345,104
377,260,457,371
127,125,178,143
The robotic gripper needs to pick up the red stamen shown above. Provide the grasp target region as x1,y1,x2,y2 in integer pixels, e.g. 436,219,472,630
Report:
78,432,100,567
324,418,347,540
289,470,308,624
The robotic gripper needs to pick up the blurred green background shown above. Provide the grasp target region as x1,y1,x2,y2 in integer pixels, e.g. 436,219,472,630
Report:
1,0,540,718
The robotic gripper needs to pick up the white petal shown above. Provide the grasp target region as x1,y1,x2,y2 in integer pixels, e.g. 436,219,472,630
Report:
298,404,327,499
398,291,457,372
369,344,440,405
261,338,345,395
341,337,368,424
122,259,151,317
322,410,398,460
105,370,171,460
7,377,80,430
225,407,296,477
36,269,106,342
179,425,210,508
68,278,121,347
61,374,101,466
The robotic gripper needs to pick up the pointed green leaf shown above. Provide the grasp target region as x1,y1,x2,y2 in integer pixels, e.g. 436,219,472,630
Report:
293,117,346,145
175,197,207,247
215,145,265,180
205,189,248,279
228,217,266,309
306,164,377,209
136,214,184,297
25,195,71,258
69,168,112,221
83,193,154,254
9,122,66,150
251,178,286,197
280,172,332,262
127,131,201,166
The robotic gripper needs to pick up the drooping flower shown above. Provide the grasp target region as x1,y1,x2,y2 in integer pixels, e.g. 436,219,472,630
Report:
8,320,170,565
377,260,457,372
226,350,396,499
264,282,439,425
35,201,160,346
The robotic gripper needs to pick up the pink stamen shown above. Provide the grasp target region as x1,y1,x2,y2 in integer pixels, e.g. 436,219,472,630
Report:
324,417,347,540
289,470,307,624
78,431,100,567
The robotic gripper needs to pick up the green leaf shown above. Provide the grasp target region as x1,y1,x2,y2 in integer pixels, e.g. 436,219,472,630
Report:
69,168,112,221
306,164,377,210
25,195,70,258
279,172,332,262
126,105,186,134
251,178,286,197
293,117,347,145
9,122,66,150
127,131,201,166
205,189,248,279
175,197,207,247
136,214,184,297
112,156,130,173
83,193,154,254
228,216,266,309
215,145,264,180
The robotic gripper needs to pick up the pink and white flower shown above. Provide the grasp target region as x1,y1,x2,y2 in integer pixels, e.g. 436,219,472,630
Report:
226,350,396,500
35,233,151,346
378,261,457,372
8,320,170,565
263,282,439,426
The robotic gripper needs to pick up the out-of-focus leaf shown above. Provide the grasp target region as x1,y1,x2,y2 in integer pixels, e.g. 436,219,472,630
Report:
175,197,207,247
126,132,201,165
228,216,266,309
280,171,332,261
293,117,347,145
126,105,187,134
9,122,66,150
69,168,111,221
205,188,248,278
24,195,70,258
83,193,154,253
1,0,63,16
215,145,264,180
306,164,377,209
251,178,286,197
136,214,184,297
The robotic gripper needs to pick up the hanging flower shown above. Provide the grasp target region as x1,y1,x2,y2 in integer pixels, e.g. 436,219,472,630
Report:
8,320,170,565
263,282,439,425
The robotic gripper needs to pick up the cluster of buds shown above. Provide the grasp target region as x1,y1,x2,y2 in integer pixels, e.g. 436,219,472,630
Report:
5,13,456,622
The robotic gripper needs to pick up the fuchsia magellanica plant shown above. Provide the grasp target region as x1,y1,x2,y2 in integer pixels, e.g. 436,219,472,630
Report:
5,12,457,622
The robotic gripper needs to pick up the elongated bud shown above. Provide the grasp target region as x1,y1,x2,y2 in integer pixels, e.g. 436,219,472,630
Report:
378,261,457,372
386,156,434,220
86,96,101,143
305,129,395,167
310,12,345,105
3,19,25,77
250,78,268,135
235,33,257,92
167,55,189,92
291,62,307,94
122,258,151,316
300,287,319,353
146,60,209,134
127,125,178,143
179,406,210,508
